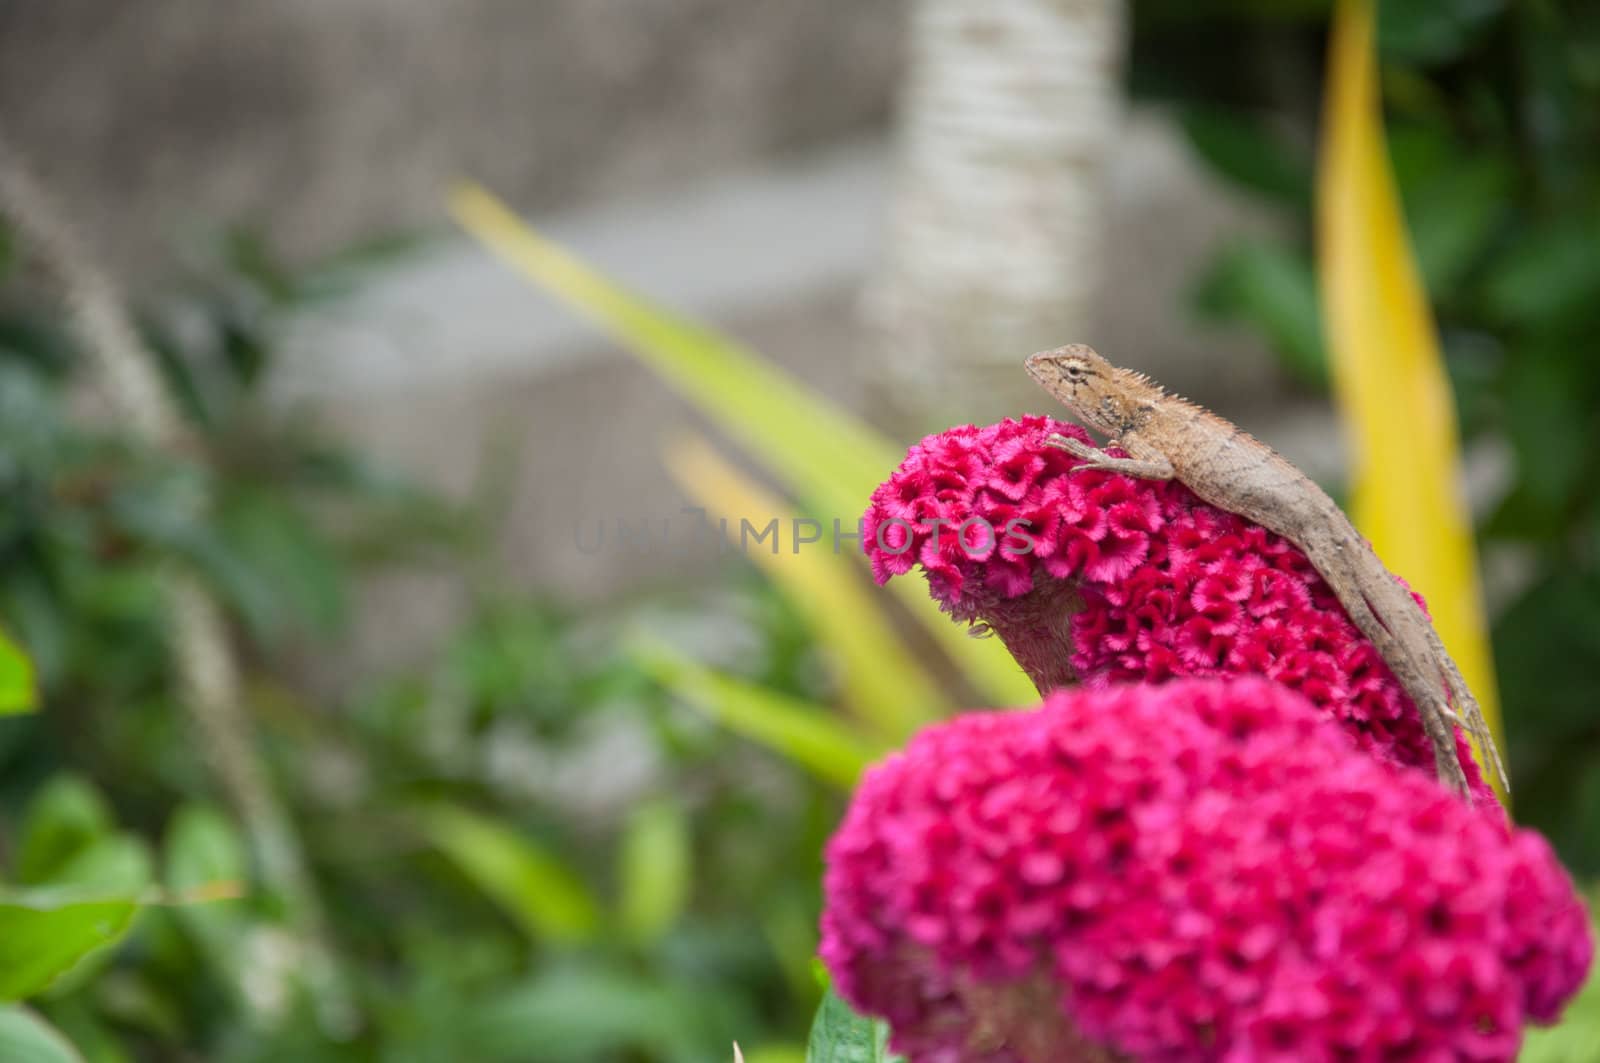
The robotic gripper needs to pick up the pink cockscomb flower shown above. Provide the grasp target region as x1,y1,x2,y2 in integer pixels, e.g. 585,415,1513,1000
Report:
861,416,1487,796
820,679,1591,1062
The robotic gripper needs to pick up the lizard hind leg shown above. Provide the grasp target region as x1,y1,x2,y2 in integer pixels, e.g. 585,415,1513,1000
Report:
1344,556,1500,793
1307,543,1472,797
1422,623,1510,793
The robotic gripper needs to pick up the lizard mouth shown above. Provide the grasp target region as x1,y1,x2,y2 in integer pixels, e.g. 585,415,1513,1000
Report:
1024,351,1060,388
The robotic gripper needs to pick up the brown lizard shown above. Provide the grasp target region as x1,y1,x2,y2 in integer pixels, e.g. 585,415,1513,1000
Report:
1025,343,1506,800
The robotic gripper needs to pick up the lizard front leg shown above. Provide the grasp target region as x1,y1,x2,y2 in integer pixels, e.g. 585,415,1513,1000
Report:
1045,434,1175,481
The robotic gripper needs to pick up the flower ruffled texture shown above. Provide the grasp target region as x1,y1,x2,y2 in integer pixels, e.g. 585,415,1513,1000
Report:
861,416,1484,792
820,679,1591,1062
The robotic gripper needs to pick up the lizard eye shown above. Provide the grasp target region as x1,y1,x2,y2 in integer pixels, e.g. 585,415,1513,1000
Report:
1065,364,1083,380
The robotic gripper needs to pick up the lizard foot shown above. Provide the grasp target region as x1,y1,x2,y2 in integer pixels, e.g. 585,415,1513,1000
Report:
1426,628,1510,794
1044,434,1103,462
1421,700,1473,798
1045,435,1177,481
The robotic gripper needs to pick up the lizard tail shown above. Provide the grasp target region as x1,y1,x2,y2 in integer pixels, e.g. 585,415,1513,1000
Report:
1305,541,1474,798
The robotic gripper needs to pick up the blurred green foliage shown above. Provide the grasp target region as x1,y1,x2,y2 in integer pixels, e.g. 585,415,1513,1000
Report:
1136,0,1600,872
0,3,1596,1058
0,228,840,1059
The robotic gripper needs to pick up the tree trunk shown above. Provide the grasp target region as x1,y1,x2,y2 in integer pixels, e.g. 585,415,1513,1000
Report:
869,0,1126,425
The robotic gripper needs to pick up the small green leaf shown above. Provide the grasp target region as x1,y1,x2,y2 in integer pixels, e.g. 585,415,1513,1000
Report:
632,641,882,790
616,799,691,945
15,778,114,886
164,805,247,894
415,803,601,944
0,898,139,1000
49,837,152,894
0,1006,85,1063
805,990,903,1063
0,630,37,715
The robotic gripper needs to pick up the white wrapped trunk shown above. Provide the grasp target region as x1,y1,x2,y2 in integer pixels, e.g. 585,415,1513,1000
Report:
870,0,1125,420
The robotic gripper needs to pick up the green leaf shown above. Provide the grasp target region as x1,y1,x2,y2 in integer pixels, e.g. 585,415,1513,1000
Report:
1193,241,1327,387
164,805,247,894
632,641,882,790
0,629,37,715
15,778,114,886
414,803,601,944
0,897,139,1000
35,836,151,997
1179,105,1310,205
49,837,153,894
0,1006,85,1063
449,183,1038,709
616,799,691,945
805,990,902,1063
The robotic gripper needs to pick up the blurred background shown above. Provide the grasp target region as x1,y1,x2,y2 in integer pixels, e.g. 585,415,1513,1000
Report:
0,1,1597,1060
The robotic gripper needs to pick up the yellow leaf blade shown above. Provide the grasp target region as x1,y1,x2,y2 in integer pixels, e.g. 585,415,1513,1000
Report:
663,434,950,739
448,183,895,513
1316,0,1504,797
630,640,883,790
413,804,602,944
449,183,1038,708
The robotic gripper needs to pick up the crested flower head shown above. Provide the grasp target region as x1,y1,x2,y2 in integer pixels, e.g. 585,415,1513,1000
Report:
820,678,1591,1062
861,416,1488,796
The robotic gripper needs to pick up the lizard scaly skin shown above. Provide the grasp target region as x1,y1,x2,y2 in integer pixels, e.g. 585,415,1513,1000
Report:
1025,343,1506,800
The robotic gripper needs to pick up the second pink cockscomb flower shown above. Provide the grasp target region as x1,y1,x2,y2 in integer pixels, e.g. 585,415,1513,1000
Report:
821,679,1591,1062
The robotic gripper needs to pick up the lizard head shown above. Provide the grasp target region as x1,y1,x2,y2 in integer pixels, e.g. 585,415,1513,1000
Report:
1025,343,1147,437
